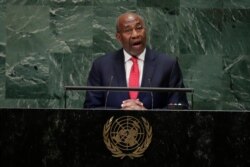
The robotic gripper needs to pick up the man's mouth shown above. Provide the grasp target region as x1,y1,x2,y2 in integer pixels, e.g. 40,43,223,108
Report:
132,41,142,47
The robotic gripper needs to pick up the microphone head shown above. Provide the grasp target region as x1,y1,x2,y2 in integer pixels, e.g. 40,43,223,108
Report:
148,78,153,109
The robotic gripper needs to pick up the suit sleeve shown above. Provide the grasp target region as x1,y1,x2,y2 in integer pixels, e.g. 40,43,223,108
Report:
83,60,105,108
167,59,189,109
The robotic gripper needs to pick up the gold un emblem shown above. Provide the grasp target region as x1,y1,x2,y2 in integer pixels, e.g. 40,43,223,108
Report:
103,116,152,159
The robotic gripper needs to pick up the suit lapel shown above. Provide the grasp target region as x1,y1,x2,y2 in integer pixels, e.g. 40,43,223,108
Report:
141,48,156,87
112,49,129,99
113,49,127,87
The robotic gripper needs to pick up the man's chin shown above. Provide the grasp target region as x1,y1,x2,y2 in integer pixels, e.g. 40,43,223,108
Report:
130,46,145,56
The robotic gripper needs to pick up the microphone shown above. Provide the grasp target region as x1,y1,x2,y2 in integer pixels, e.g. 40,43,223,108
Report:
104,75,113,109
148,78,154,109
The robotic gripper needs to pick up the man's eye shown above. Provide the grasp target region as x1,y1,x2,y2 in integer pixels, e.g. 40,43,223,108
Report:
136,26,143,30
124,29,132,33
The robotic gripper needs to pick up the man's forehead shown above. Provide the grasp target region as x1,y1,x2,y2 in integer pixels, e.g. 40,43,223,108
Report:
121,15,142,26
126,14,139,22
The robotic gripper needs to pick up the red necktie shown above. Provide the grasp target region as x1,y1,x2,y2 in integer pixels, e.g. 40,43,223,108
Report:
129,56,140,99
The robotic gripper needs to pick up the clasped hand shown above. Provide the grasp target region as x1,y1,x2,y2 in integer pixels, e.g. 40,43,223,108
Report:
121,99,146,110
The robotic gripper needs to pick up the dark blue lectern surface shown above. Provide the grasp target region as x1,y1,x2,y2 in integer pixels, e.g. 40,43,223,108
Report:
0,108,250,167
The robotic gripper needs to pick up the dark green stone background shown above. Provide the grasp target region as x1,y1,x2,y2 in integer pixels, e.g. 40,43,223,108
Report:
0,0,249,109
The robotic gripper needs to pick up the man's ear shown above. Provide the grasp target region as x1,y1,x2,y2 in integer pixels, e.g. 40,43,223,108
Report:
116,33,121,43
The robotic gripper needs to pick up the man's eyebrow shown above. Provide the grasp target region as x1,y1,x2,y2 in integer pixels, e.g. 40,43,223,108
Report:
123,21,142,27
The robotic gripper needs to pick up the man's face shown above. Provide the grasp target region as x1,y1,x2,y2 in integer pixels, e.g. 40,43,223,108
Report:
116,14,147,56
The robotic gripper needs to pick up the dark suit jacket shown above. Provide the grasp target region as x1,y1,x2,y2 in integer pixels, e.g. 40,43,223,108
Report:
84,47,188,109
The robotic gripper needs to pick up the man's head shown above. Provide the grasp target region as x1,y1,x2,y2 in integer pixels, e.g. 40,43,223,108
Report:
116,12,147,56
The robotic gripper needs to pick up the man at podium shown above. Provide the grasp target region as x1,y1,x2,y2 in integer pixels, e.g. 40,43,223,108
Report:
84,12,188,110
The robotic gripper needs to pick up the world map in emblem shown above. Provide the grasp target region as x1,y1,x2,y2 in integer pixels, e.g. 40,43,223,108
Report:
103,116,152,159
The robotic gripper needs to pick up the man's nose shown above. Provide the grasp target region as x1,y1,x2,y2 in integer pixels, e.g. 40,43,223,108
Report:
131,29,139,38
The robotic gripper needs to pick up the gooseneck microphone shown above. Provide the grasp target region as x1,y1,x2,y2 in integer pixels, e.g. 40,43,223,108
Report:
148,78,154,109
104,75,113,109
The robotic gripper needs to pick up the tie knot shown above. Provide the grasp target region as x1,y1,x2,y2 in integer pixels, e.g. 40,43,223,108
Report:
131,56,138,63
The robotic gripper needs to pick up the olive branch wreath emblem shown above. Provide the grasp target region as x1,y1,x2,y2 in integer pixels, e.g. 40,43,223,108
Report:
103,116,152,159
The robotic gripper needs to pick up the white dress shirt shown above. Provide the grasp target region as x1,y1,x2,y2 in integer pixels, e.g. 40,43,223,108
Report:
123,48,146,86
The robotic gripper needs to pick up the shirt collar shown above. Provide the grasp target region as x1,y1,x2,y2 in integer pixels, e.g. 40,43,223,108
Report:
123,48,146,62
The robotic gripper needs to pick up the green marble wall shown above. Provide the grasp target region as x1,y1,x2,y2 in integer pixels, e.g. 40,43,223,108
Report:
0,0,249,109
